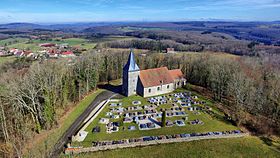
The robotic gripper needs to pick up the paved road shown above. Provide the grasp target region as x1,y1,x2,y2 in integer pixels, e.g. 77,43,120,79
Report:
49,90,117,158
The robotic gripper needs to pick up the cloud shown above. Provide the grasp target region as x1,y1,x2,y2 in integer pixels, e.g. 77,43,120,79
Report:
210,0,280,9
181,0,280,11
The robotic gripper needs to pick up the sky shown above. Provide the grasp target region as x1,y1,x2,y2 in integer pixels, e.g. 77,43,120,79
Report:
0,0,280,23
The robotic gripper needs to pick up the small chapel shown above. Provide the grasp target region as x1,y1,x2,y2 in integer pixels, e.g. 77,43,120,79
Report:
122,51,186,98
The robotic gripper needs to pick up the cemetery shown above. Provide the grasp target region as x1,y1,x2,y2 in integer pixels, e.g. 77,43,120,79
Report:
75,89,239,147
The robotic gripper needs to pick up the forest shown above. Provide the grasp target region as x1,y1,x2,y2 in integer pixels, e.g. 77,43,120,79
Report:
0,49,279,156
100,30,280,56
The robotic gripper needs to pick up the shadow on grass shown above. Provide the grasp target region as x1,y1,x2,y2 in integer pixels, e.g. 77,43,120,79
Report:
260,137,273,146
203,109,237,127
149,117,162,127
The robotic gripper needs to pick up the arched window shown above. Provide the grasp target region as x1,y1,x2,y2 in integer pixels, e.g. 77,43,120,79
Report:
157,87,160,91
149,89,151,93
167,85,170,89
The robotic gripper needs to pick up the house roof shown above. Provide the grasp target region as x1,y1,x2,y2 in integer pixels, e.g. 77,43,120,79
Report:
40,43,56,47
123,51,140,72
169,69,184,80
23,51,33,56
139,67,174,88
62,51,74,55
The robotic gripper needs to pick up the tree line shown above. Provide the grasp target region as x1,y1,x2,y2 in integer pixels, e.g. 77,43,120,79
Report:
0,51,127,157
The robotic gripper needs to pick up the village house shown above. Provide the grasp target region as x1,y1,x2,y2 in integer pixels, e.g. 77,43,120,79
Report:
122,51,186,97
23,51,34,58
61,51,76,58
59,43,69,49
0,47,7,56
166,48,176,53
13,49,24,57
0,51,6,56
39,43,56,47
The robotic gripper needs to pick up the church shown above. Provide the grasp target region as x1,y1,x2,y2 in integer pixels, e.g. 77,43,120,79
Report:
122,51,186,98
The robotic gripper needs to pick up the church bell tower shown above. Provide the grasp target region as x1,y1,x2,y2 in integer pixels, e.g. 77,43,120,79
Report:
122,50,140,96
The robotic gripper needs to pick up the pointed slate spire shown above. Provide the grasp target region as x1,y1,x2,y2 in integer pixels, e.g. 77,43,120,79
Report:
123,49,140,72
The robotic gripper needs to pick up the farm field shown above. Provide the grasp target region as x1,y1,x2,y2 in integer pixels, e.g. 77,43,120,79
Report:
73,88,239,147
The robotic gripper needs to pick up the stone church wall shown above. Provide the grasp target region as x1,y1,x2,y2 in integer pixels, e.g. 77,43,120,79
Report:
142,83,174,98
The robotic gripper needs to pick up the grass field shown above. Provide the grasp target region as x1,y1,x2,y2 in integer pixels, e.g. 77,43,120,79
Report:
24,89,104,157
0,37,29,46
89,36,136,43
5,38,90,51
0,36,135,52
119,26,165,32
71,136,280,158
0,56,15,65
74,88,238,147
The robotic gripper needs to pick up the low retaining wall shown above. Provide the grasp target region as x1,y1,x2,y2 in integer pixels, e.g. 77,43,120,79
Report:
72,98,113,142
110,99,121,102
66,133,249,154
81,100,109,131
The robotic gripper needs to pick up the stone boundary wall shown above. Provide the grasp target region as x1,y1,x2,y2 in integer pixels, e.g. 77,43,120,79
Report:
66,133,249,154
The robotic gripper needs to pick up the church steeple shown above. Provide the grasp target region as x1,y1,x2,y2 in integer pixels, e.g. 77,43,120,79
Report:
123,50,140,72
122,49,140,96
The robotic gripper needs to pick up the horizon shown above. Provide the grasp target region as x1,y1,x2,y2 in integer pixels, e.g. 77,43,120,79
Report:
1,19,280,25
0,0,280,23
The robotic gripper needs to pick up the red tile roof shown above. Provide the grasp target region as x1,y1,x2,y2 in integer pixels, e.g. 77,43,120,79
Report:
62,51,74,55
40,43,56,47
169,69,184,80
139,67,174,88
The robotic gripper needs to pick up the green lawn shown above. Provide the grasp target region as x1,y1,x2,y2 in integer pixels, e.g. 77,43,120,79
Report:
24,89,104,157
71,136,280,158
75,89,238,147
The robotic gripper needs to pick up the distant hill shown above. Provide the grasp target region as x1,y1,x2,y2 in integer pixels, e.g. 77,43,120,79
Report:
0,22,43,29
0,22,131,31
0,21,279,46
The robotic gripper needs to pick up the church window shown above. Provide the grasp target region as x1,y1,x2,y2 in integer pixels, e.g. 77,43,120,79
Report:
157,87,160,91
167,85,170,89
149,89,151,93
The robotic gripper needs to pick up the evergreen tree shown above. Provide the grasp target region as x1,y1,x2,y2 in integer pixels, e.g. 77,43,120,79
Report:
162,110,166,127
